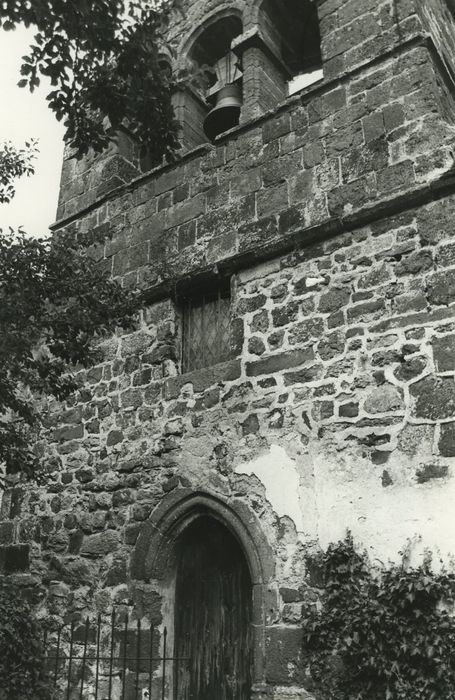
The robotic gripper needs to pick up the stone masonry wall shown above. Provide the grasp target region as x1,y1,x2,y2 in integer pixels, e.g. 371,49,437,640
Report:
58,41,455,297
2,1,455,697
55,0,437,222
3,192,455,695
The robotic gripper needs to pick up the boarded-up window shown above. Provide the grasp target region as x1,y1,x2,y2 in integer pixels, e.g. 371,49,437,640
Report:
182,283,231,372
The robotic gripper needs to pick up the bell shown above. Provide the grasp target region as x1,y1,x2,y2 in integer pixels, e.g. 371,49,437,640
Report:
203,84,242,142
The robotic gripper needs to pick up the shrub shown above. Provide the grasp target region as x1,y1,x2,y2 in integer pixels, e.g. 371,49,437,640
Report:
303,534,455,700
0,578,50,700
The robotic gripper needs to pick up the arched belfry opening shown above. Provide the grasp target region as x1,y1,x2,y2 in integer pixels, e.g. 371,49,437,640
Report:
255,0,323,100
173,13,243,149
258,0,322,77
173,516,252,700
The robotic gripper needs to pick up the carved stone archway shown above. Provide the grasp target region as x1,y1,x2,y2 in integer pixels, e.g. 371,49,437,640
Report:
131,488,275,690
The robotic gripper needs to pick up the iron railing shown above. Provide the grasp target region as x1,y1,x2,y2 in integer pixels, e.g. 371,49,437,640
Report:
43,611,188,700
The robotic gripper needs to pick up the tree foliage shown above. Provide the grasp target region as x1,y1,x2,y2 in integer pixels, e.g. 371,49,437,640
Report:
0,139,38,204
303,534,455,700
0,228,139,481
1,0,181,160
0,578,50,700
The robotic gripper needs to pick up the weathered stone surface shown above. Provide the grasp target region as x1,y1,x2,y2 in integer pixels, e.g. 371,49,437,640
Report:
427,270,455,307
395,250,433,276
288,318,324,345
319,287,351,313
246,348,314,377
284,364,323,385
61,559,95,586
248,337,266,356
237,294,267,315
347,299,385,322
279,587,301,603
438,422,455,457
317,331,345,360
282,602,303,623
364,384,404,414
104,555,128,586
271,302,299,329
339,402,359,417
382,470,393,487
0,522,14,545
416,463,449,484
410,376,455,420
241,413,260,435
80,530,120,558
393,357,427,381
265,627,305,685
0,544,29,573
433,335,455,372
164,359,241,398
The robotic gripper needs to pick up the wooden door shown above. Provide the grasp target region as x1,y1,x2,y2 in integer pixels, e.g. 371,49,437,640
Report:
174,517,252,700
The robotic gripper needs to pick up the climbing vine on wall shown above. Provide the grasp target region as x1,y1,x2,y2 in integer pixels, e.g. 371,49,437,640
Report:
303,534,455,700
0,578,50,700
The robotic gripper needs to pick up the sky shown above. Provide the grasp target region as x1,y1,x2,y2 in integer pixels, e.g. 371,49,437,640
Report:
0,26,65,237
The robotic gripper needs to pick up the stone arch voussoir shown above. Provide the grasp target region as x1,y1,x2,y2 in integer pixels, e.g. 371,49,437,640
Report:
131,488,274,586
175,5,244,72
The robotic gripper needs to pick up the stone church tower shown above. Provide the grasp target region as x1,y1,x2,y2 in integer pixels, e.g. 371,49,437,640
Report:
2,0,455,698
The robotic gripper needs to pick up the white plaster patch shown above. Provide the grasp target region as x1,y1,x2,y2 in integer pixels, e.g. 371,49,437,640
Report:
235,445,304,533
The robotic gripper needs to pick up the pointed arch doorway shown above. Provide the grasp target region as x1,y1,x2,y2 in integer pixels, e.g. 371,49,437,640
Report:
173,516,252,700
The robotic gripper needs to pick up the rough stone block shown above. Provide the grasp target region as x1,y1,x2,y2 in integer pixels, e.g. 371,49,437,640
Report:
265,627,305,685
416,463,449,484
257,182,289,218
165,193,205,229
246,348,314,377
376,161,415,194
164,359,241,399
263,114,291,144
394,357,427,381
317,331,345,360
339,402,359,417
53,424,84,442
364,384,404,414
283,364,323,385
272,302,299,328
395,250,433,276
241,413,260,435
288,318,324,346
319,287,351,313
80,530,120,558
341,137,388,183
439,422,455,457
347,298,385,322
0,522,14,545
433,335,455,372
362,111,385,142
0,544,29,573
410,376,455,420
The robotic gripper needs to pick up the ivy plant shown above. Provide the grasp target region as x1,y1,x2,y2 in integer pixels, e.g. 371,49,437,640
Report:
0,227,139,482
303,534,455,700
0,578,51,700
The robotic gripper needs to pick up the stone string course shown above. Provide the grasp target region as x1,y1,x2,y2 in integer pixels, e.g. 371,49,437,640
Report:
2,0,455,697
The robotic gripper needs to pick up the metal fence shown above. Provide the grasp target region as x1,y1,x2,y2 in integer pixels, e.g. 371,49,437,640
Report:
43,611,188,700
